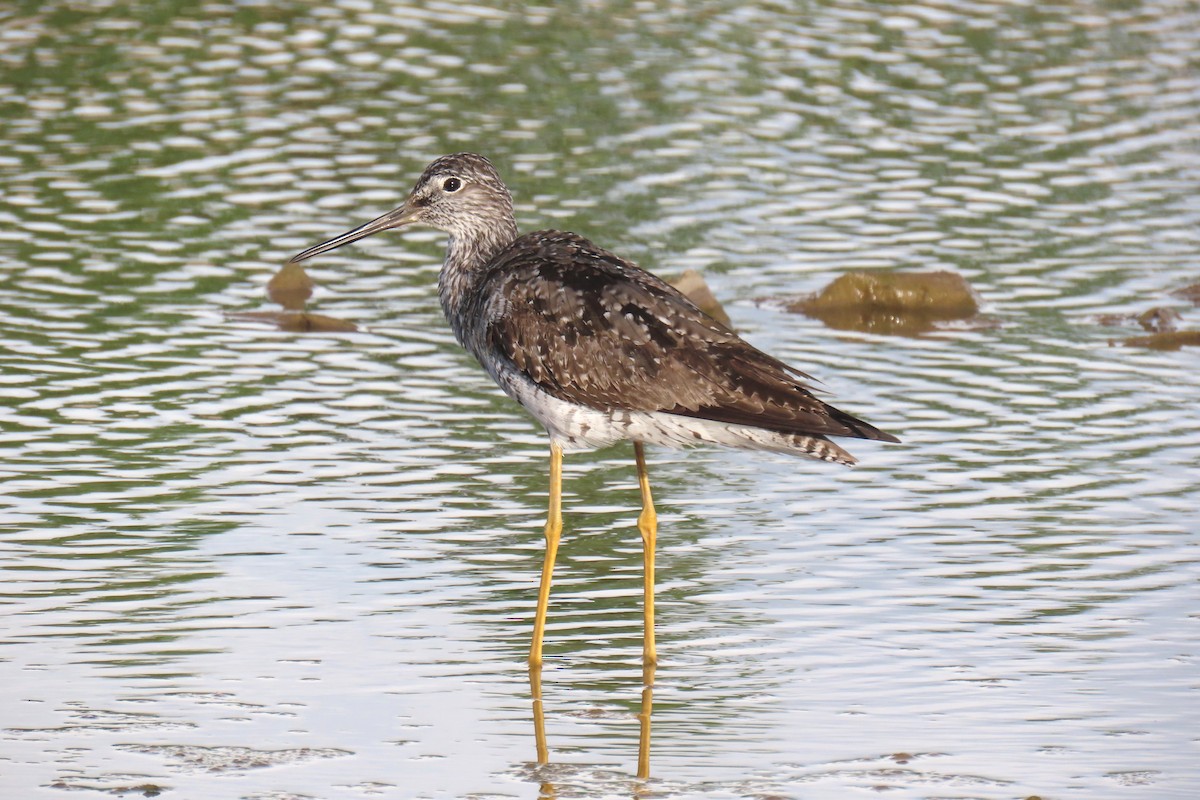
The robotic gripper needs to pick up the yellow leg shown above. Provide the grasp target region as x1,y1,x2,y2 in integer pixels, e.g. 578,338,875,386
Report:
636,659,656,781
529,662,550,766
529,443,563,767
634,442,657,779
634,442,657,667
530,442,563,668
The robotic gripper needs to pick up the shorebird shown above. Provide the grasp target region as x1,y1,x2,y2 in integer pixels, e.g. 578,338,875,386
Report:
288,153,899,672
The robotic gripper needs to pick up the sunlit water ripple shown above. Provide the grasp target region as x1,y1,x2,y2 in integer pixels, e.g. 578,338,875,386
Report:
2,1,1198,798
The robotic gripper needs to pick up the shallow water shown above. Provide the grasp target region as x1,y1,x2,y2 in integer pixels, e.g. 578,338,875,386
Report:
2,1,1199,798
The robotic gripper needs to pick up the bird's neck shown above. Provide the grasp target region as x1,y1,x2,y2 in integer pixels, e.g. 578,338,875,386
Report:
437,217,519,344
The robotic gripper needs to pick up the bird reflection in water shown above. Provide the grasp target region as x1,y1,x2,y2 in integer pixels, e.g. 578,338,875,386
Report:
529,660,657,791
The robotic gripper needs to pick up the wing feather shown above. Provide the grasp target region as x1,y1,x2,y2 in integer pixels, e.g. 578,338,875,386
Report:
481,231,897,444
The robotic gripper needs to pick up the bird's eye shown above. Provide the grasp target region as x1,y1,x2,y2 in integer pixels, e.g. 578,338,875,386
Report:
442,177,462,193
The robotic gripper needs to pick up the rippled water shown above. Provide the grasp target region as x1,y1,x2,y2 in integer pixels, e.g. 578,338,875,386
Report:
2,1,1199,798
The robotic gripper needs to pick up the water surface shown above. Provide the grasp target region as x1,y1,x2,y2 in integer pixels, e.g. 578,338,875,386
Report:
2,1,1199,798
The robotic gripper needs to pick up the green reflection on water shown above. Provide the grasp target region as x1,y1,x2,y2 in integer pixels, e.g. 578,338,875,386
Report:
0,1,1197,792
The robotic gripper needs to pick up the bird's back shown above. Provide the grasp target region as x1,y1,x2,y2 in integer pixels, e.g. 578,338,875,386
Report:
456,229,897,462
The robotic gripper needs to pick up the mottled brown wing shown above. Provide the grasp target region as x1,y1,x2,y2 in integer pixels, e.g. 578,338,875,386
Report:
482,230,897,443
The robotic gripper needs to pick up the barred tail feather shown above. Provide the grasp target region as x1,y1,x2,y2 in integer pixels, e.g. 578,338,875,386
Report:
787,434,856,466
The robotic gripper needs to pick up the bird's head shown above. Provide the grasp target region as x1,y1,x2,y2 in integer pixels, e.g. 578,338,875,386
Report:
289,152,514,264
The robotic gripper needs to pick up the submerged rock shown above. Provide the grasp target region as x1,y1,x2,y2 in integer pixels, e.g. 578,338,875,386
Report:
668,268,732,327
114,743,351,773
782,270,980,336
266,260,315,310
228,310,358,333
1098,307,1182,333
1171,282,1200,305
232,261,357,333
1137,307,1181,332
1116,330,1200,351
1098,300,1197,349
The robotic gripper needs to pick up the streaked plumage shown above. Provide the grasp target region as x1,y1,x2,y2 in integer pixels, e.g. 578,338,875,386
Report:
291,152,897,463
475,229,894,462
288,153,898,776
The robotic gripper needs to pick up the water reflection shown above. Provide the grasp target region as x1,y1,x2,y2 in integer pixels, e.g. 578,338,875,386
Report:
528,443,662,780
635,661,655,783
531,658,657,796
227,259,358,332
2,0,1199,797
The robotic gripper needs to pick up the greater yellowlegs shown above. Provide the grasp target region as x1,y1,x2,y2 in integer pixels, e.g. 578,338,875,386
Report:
289,153,899,673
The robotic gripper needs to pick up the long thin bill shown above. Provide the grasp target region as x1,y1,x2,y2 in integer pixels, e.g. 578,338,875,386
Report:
288,203,419,264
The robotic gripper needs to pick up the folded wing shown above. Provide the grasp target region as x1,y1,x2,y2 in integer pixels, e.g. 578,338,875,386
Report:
482,230,898,445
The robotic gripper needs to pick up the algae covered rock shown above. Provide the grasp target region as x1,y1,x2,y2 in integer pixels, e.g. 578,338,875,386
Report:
668,268,732,327
228,260,357,333
229,310,359,333
1117,331,1200,351
786,270,980,336
266,260,316,310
